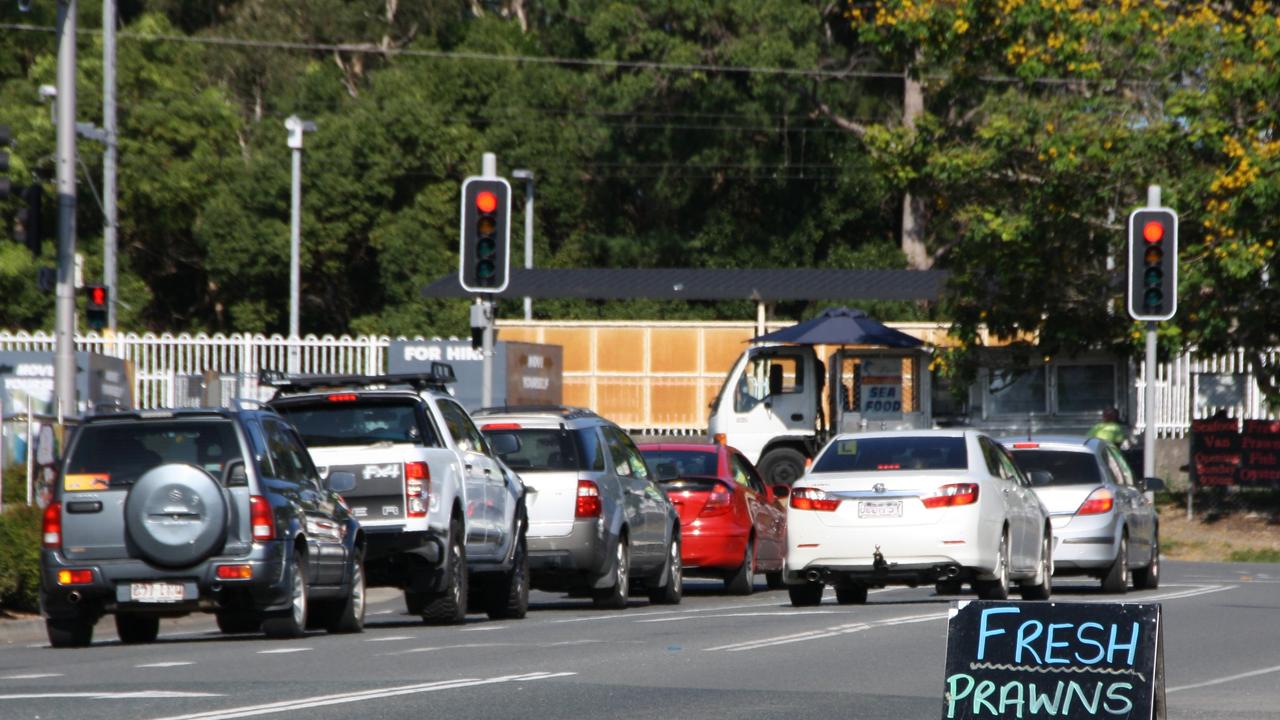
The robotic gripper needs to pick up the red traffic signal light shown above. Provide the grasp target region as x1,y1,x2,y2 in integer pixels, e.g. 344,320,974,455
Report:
85,284,109,330
1127,208,1177,322
475,191,498,214
458,177,511,294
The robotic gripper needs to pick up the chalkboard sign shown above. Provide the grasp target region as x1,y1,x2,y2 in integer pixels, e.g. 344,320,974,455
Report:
942,601,1164,720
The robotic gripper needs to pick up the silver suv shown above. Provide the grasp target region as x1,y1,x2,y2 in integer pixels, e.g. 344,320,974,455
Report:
475,406,682,608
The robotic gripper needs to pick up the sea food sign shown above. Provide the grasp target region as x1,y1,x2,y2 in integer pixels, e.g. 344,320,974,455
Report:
943,601,1164,719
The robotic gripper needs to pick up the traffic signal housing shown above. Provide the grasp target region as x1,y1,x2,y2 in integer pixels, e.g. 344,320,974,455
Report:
458,177,511,294
85,285,109,330
1127,208,1177,321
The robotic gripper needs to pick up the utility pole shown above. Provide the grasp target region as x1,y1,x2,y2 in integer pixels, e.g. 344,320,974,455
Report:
54,0,79,420
285,115,315,374
1143,185,1160,481
512,169,534,321
103,0,119,332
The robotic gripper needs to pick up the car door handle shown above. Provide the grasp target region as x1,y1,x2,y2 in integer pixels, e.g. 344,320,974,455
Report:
483,467,492,475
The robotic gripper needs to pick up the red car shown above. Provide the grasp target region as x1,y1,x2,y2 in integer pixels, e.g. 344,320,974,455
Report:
638,442,788,594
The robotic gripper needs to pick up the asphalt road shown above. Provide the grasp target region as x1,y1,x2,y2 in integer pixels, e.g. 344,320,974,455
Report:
0,561,1276,720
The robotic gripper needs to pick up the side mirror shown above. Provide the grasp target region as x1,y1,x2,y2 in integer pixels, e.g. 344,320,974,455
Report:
1028,470,1053,487
486,432,520,457
655,462,679,482
771,484,791,500
1140,477,1165,492
326,471,357,494
222,458,248,487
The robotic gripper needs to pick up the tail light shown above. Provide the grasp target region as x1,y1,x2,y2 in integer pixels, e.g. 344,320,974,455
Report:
922,483,980,509
405,461,430,518
56,569,93,585
1077,488,1114,515
698,483,734,518
575,480,601,518
42,502,62,548
481,423,522,431
250,495,275,541
326,393,358,402
790,487,841,512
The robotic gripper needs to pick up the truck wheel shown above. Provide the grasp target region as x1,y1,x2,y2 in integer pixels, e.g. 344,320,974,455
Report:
114,613,160,644
788,581,824,607
46,615,94,648
422,518,468,624
724,538,755,596
759,448,806,487
485,526,529,620
593,536,630,610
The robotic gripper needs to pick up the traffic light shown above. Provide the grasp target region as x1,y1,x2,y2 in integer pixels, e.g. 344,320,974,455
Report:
458,177,511,293
15,184,42,254
1127,208,1178,321
85,284,109,330
0,124,11,199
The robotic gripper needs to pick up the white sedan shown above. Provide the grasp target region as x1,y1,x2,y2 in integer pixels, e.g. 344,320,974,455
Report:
784,430,1052,605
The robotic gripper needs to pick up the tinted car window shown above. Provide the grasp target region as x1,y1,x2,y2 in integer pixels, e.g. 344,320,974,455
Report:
813,436,968,473
264,421,310,487
438,400,490,455
483,428,584,471
733,453,768,494
638,450,718,478
1010,450,1104,485
578,427,606,472
64,420,243,488
275,399,437,447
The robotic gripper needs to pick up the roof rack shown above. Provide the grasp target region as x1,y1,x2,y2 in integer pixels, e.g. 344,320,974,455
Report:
258,365,456,396
473,404,598,421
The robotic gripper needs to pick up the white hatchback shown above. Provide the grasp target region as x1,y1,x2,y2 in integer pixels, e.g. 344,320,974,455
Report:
784,430,1052,605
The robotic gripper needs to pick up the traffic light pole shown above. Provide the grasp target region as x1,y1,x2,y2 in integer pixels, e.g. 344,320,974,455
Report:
480,153,497,408
54,0,79,421
1143,185,1160,480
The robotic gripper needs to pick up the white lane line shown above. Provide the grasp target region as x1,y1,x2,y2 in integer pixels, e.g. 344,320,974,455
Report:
1140,584,1236,601
364,635,414,642
0,690,221,700
2,673,63,680
1168,664,1280,693
638,610,838,623
137,662,195,668
459,625,508,632
146,671,577,720
382,639,619,657
257,648,311,655
706,611,948,653
369,609,394,615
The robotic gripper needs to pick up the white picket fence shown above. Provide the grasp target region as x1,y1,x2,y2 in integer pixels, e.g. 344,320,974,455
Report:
0,330,1275,437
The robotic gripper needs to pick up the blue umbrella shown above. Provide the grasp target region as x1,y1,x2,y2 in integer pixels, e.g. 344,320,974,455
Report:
753,307,923,348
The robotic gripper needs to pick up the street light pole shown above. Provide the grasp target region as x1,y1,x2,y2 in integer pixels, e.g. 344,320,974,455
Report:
512,169,535,321
1143,185,1160,481
54,0,79,420
285,115,315,374
103,0,119,332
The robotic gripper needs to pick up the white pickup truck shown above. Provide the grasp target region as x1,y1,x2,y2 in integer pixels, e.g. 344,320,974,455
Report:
264,367,528,623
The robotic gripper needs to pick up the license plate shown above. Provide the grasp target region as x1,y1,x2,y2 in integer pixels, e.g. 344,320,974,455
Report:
129,581,185,603
858,500,903,519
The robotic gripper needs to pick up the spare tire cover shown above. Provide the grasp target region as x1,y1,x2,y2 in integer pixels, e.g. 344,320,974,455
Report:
125,464,228,568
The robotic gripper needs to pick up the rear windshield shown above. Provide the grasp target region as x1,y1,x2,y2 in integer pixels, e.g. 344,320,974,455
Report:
481,427,592,472
275,399,437,447
813,436,968,473
65,420,243,488
1011,450,1103,485
638,450,718,479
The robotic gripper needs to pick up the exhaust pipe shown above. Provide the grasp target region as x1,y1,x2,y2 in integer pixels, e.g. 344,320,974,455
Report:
805,569,823,583
67,591,82,604
943,566,960,579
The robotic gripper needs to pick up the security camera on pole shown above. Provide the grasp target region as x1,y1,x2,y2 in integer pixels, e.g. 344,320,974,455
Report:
459,153,511,407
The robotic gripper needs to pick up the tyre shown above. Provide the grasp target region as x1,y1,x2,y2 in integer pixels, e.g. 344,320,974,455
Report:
263,554,309,638
323,556,367,633
758,448,807,487
46,615,94,648
215,611,261,634
975,530,1011,600
114,613,160,644
834,582,868,605
404,591,425,616
1101,533,1130,594
1020,532,1053,601
724,538,755,595
423,518,468,624
934,579,963,596
485,526,529,620
788,581,824,607
765,571,786,590
593,536,630,610
648,534,683,605
1133,533,1160,590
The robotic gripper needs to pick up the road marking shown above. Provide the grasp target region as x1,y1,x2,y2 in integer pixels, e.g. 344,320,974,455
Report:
1139,583,1236,601
364,635,414,642
257,648,310,655
638,610,837,623
549,597,810,624
2,673,63,680
137,662,195,668
705,611,948,653
146,671,576,720
1168,664,1280,693
459,624,508,632
0,690,221,700
382,639,617,657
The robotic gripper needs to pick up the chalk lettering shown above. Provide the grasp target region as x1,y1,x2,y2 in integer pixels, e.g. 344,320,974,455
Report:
998,680,1025,719
973,680,999,715
946,673,975,718
1015,620,1044,664
977,607,1021,660
1064,680,1102,715
1027,681,1065,714
1108,622,1140,666
1103,681,1135,715
1075,621,1106,664
1045,623,1073,665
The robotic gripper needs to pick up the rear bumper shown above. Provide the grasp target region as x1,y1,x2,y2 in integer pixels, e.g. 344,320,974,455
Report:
363,527,446,591
527,518,610,582
1050,514,1122,571
40,541,290,619
680,526,749,573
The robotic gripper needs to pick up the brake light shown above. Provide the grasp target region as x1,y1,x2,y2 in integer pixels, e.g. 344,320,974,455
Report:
922,483,980,509
713,433,726,445
250,495,275,541
56,569,93,585
790,487,841,512
699,482,735,517
576,480,602,518
1012,442,1040,449
42,502,62,548
216,564,253,580
481,423,522,431
406,462,430,518
1077,488,1114,515
876,463,901,470
326,393,358,402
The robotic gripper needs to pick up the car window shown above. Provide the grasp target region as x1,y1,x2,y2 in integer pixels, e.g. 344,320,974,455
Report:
603,428,632,477
64,419,243,489
1102,446,1133,486
245,419,274,479
438,400,490,455
604,427,649,480
578,427,606,472
481,427,583,471
997,447,1027,486
1010,449,1105,485
813,436,969,473
733,453,768,494
274,398,438,447
264,420,310,487
978,437,1004,477
638,449,718,478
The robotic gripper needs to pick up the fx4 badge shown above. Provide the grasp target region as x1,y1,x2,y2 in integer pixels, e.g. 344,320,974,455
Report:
363,464,399,480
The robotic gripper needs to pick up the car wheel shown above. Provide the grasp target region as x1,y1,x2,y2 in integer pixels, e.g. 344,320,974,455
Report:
1102,533,1130,594
834,582,868,605
263,554,309,638
324,556,367,633
724,537,755,596
423,518,468,624
765,571,786,590
485,523,529,620
404,591,426,615
1020,532,1053,601
1133,533,1160,590
934,579,963,596
215,611,261,635
759,448,806,487
975,530,1011,600
114,613,160,644
46,615,94,648
593,535,630,610
648,533,684,605
788,581,824,607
